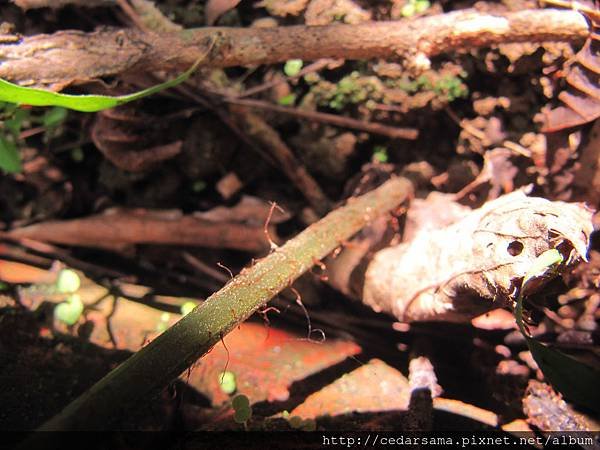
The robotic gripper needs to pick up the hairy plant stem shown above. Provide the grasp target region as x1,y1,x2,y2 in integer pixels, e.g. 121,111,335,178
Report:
33,176,412,432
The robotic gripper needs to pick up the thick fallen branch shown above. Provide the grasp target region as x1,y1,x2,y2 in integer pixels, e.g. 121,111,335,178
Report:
29,176,412,432
0,9,589,89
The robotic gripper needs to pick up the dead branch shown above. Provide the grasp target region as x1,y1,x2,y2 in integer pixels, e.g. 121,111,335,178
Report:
6,209,274,253
0,9,589,89
228,98,419,140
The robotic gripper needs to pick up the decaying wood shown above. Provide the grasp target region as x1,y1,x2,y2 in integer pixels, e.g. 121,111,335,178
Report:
361,191,594,322
6,209,274,253
0,9,589,90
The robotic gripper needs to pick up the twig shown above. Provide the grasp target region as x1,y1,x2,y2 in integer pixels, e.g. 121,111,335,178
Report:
7,210,272,253
0,10,589,90
26,176,412,432
227,98,419,140
235,59,335,99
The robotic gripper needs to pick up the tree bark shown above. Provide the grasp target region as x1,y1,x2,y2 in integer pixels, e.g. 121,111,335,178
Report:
0,9,589,89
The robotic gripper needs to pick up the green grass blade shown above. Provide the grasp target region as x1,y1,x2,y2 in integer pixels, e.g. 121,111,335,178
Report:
515,251,600,413
0,57,204,112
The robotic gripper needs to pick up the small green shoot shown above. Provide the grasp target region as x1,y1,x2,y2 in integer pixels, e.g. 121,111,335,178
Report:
54,294,84,326
70,147,84,162
288,415,317,431
515,249,600,413
180,301,197,316
219,370,237,394
192,180,207,193
156,312,171,333
277,93,296,106
55,269,81,294
401,0,430,17
232,394,252,424
283,59,303,77
372,146,389,163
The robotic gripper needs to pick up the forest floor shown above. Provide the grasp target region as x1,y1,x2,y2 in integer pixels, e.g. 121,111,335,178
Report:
0,0,599,445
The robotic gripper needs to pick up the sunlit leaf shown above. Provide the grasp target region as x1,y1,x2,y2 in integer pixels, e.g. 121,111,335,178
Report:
0,57,204,113
515,250,600,413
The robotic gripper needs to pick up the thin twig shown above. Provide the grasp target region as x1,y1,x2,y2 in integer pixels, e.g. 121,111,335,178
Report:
228,98,419,140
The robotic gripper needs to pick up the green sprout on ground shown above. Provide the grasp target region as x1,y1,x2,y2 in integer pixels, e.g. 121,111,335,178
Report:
401,0,430,17
0,102,69,173
192,180,207,193
54,294,84,326
372,146,389,163
327,71,383,110
394,72,468,101
180,301,198,316
218,370,237,395
53,270,84,325
55,269,81,294
155,312,171,333
277,93,297,106
231,394,252,425
283,59,303,77
284,412,317,431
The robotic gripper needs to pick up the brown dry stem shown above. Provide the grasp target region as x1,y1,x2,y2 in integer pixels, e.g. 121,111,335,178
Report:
0,9,589,89
7,209,273,253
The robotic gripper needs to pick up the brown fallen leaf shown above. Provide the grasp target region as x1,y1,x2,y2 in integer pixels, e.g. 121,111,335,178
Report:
363,190,594,322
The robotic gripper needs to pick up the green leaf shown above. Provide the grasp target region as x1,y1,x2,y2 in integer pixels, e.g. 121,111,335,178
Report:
283,59,303,77
233,406,252,424
42,107,68,127
0,135,22,173
54,294,84,326
0,57,205,113
515,250,600,413
522,248,563,290
180,301,197,316
218,371,237,394
277,93,296,106
232,394,250,411
55,269,81,294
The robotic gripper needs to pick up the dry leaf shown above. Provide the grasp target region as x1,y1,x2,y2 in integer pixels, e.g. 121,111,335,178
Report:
363,191,594,322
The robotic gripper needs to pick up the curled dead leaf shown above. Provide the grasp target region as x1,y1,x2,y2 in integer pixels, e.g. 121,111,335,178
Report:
363,190,594,322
